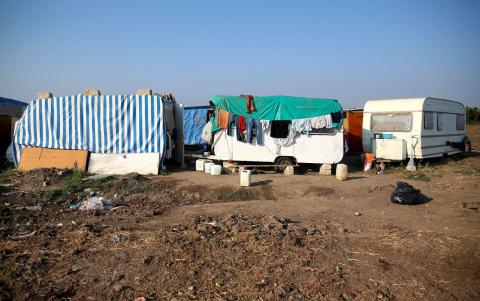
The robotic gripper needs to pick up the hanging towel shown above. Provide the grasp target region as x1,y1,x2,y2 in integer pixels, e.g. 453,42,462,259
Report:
201,120,213,143
270,120,290,138
216,109,230,129
244,95,255,113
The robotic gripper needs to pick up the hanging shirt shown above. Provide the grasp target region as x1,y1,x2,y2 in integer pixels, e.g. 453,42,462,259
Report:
226,113,235,136
270,120,290,138
216,109,230,129
330,111,342,123
291,119,312,133
310,114,332,129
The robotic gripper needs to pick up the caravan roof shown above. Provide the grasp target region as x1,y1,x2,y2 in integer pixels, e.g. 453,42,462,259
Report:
364,97,465,114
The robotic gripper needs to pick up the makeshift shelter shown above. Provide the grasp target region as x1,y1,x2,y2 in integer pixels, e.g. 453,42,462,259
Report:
183,105,212,146
209,95,345,165
13,94,173,174
0,97,28,162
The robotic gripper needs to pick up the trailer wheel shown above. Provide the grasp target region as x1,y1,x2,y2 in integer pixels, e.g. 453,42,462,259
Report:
274,157,294,172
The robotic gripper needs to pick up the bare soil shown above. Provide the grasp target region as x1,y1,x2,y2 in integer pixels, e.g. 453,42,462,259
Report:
1,154,479,300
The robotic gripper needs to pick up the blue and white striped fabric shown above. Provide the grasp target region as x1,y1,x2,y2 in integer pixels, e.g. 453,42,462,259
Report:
13,94,165,166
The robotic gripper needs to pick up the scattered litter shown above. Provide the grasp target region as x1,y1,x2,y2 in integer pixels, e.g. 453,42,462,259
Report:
354,212,362,216
42,181,48,187
133,297,146,301
71,221,78,225
111,234,126,244
462,202,479,213
82,174,112,181
15,230,37,239
391,182,422,205
84,188,96,197
78,197,113,211
15,205,42,211
57,223,63,227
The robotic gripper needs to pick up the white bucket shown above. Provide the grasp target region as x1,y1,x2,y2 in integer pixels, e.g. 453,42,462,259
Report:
240,170,251,187
196,159,206,171
210,165,222,176
336,164,348,181
204,162,214,174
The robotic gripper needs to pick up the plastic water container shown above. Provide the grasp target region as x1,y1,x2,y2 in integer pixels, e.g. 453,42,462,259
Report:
240,170,251,187
196,159,206,171
210,165,222,176
336,164,348,181
382,133,394,139
204,162,214,174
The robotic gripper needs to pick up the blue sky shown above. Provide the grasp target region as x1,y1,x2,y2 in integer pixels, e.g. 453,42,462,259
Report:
0,0,479,107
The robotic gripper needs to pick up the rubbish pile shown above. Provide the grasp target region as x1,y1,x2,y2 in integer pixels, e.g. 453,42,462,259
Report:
390,182,423,205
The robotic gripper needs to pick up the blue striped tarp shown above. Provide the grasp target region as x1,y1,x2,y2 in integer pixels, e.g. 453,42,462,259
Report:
13,94,165,166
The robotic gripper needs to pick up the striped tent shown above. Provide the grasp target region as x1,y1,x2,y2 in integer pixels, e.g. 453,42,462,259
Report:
13,94,165,166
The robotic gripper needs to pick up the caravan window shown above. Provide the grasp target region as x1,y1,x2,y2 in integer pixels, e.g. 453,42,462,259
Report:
371,113,412,132
437,113,443,131
424,112,434,130
456,114,465,130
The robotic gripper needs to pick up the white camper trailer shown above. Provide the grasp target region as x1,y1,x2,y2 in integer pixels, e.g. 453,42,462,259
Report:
362,97,468,161
209,95,345,167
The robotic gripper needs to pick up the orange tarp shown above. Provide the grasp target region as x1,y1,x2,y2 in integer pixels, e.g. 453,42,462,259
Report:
18,147,88,172
344,111,363,153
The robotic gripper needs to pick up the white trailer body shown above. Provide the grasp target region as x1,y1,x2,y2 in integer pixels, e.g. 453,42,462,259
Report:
362,97,467,160
212,128,344,164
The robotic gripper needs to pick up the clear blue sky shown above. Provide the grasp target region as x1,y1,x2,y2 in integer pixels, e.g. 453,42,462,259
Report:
1,0,479,107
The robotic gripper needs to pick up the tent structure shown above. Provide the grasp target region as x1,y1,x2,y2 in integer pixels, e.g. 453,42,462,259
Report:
13,94,166,168
1,97,28,162
183,105,211,145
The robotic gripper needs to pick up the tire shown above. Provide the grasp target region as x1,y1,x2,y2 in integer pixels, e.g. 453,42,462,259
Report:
274,157,294,172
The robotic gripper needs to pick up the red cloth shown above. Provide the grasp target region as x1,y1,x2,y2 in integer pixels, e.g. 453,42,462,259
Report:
237,116,246,131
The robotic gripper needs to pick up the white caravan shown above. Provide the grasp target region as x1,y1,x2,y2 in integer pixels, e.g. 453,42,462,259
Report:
362,97,468,161
212,128,344,166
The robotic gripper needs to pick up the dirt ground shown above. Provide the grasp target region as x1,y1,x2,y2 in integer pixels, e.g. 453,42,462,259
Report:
1,136,480,300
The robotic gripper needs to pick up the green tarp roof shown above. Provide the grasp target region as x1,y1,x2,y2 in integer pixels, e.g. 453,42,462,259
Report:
210,95,342,121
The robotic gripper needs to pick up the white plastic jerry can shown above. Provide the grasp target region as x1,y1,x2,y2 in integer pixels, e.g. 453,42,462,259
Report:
196,159,206,171
240,169,251,187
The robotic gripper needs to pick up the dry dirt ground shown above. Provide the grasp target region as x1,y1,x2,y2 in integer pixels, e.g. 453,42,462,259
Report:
1,135,479,300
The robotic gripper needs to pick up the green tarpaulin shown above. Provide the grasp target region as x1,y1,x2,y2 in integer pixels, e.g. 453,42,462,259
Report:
210,95,343,121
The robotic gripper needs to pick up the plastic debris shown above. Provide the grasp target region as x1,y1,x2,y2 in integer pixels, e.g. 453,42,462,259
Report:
391,182,421,205
15,230,36,239
79,197,112,211
111,234,126,244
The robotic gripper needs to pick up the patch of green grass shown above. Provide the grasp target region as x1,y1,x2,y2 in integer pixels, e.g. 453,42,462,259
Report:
45,170,85,199
0,165,16,181
386,165,431,182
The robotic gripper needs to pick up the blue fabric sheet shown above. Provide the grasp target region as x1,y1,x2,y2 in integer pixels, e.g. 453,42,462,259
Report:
183,106,209,145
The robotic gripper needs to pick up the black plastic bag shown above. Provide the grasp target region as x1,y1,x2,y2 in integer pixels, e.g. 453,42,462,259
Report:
391,182,421,205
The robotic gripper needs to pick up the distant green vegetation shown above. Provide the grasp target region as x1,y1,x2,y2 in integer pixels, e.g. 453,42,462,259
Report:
466,106,480,124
